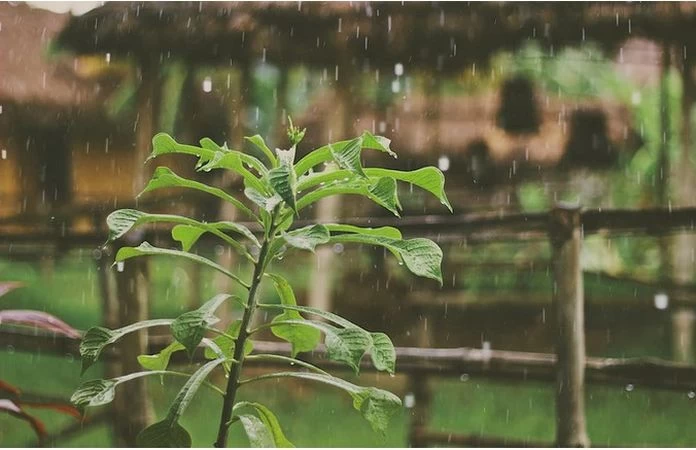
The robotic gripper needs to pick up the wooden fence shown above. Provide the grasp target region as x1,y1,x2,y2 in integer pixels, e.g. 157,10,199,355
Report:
3,204,696,446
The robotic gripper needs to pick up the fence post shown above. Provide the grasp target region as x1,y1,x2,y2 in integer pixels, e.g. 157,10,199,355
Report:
549,203,589,448
406,373,431,448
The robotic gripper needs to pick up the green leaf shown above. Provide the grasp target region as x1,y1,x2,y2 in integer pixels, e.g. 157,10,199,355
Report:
136,420,192,448
72,371,222,415
198,151,269,194
80,319,172,373
361,131,397,158
70,379,116,410
165,358,226,422
259,302,396,374
235,403,294,447
171,294,232,357
138,342,185,371
72,371,170,410
238,414,275,447
365,167,452,212
140,167,256,220
294,132,396,177
329,136,366,178
267,147,297,213
266,274,321,357
324,327,372,373
203,320,253,364
115,242,250,289
324,224,402,240
329,235,443,285
296,166,450,212
352,386,403,433
200,137,269,175
367,177,401,216
282,224,329,252
369,333,396,375
137,358,226,447
245,135,277,168
106,209,258,255
296,176,401,216
150,133,217,167
171,225,206,252
266,319,368,372
242,372,401,433
244,188,282,212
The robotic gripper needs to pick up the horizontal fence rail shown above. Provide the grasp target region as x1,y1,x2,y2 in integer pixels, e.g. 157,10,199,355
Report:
3,206,696,246
3,330,696,393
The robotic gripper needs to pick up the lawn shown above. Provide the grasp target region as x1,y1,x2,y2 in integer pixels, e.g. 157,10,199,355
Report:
1,250,695,447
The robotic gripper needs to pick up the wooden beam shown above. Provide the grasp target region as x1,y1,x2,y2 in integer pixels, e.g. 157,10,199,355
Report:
549,204,589,447
5,331,696,392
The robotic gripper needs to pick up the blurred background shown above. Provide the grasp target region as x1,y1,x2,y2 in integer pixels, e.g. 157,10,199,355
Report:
2,1,696,447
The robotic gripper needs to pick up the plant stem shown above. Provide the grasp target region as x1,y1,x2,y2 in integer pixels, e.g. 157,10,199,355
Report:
213,223,274,448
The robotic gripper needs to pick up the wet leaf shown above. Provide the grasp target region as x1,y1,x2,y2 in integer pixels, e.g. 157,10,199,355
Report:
171,294,232,357
115,242,249,289
328,235,443,285
369,333,396,375
281,224,329,252
234,402,294,447
80,319,172,373
266,274,321,357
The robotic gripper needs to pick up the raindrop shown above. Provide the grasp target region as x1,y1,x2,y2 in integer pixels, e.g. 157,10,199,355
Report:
654,292,669,310
1,149,6,160
625,384,634,392
631,91,642,105
438,155,450,172
404,393,415,408
332,243,344,254
688,391,696,399
116,261,125,272
202,77,213,93
215,245,225,256
65,353,74,363
379,121,387,133
105,52,111,64
394,63,404,76
6,345,14,354
391,79,400,93
92,248,102,260
459,373,470,382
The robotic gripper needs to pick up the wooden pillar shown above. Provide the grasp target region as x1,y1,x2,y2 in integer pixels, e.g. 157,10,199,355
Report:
306,66,351,312
111,56,158,446
406,373,431,448
549,204,589,448
672,307,696,364
274,66,290,148
670,52,696,283
214,66,251,327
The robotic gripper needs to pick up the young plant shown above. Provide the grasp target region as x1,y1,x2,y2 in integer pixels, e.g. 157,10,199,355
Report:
71,122,451,447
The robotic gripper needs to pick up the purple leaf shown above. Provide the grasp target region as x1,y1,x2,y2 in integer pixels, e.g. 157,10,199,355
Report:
0,310,80,339
0,399,47,442
0,282,23,298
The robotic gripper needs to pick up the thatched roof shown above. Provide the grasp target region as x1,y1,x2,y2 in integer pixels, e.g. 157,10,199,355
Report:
0,2,112,128
297,87,640,173
56,2,696,73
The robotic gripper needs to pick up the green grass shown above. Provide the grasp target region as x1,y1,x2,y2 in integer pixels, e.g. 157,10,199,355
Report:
1,251,695,447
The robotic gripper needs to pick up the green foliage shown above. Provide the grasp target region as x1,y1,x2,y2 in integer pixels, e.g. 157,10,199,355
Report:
73,125,449,447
